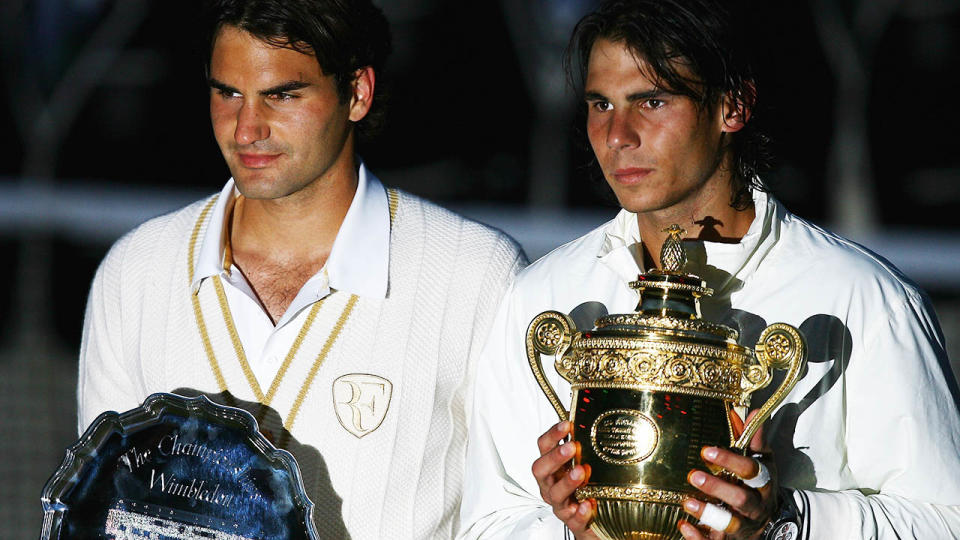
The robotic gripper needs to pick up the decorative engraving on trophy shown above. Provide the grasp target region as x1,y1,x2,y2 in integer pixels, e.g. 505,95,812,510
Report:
146,468,234,508
575,485,686,505
682,397,707,470
536,321,563,349
665,356,692,383
118,445,152,473
571,347,742,400
333,373,393,438
156,433,232,466
697,359,723,386
575,337,747,363
765,333,791,361
743,363,767,385
104,501,255,540
112,433,246,509
557,351,577,380
660,224,687,271
591,408,659,465
597,314,739,340
107,429,282,519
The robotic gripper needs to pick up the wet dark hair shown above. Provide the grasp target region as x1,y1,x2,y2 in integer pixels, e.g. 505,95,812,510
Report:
566,0,769,209
203,0,392,141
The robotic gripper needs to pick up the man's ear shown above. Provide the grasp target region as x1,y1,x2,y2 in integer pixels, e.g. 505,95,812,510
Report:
348,66,375,122
719,83,754,134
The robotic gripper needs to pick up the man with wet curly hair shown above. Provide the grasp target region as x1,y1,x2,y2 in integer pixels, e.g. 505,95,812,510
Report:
459,1,960,539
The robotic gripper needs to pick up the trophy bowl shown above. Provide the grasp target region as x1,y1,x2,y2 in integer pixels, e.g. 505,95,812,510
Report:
525,226,806,540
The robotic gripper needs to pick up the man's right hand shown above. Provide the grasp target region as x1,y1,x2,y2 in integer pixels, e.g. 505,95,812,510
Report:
531,421,601,539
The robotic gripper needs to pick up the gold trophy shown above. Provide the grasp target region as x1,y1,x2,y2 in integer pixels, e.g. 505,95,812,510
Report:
526,225,806,540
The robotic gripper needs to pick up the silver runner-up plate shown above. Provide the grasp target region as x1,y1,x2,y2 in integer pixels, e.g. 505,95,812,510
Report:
41,393,318,539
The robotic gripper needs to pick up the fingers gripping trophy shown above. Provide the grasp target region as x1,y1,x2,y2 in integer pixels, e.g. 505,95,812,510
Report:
526,225,807,540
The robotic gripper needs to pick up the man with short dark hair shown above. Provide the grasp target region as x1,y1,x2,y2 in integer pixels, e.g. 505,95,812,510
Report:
78,1,525,537
458,1,960,538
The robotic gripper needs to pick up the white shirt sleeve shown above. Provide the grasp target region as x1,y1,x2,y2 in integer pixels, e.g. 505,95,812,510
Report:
796,288,960,538
459,282,573,539
796,489,960,539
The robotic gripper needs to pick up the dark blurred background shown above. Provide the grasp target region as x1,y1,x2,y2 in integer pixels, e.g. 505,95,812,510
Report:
3,0,960,534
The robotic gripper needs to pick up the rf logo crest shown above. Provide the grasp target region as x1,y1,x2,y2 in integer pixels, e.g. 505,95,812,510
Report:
332,374,393,438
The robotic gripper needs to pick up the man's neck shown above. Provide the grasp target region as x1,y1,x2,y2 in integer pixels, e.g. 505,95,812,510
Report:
234,179,356,259
636,189,755,270
228,165,359,323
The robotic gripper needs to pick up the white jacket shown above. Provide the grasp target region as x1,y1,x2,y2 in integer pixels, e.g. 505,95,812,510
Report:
459,189,960,539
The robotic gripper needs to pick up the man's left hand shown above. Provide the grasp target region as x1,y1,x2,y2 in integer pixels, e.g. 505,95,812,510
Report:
677,413,778,539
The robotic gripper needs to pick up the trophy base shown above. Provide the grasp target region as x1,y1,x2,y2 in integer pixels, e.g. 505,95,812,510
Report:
582,496,685,540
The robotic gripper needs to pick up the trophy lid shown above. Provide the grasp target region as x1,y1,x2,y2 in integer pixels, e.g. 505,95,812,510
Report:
592,224,739,343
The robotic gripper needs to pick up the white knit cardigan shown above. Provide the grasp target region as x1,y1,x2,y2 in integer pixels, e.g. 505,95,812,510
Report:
78,189,525,539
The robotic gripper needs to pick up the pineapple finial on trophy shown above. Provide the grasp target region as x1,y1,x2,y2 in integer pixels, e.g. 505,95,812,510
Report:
659,224,687,273
629,224,712,319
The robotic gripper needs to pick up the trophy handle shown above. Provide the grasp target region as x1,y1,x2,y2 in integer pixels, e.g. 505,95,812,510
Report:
525,311,576,421
733,323,807,451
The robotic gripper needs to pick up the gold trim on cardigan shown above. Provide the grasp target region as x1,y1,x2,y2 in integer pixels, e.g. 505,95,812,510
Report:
188,195,361,432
